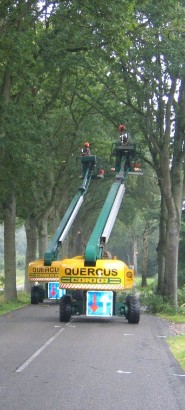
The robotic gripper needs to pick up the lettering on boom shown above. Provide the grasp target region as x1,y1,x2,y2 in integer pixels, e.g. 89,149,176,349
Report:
61,277,121,284
32,267,59,273
64,268,118,276
29,273,58,279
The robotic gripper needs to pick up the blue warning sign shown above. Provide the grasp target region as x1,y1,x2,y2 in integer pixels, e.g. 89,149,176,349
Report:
86,291,113,317
48,282,66,299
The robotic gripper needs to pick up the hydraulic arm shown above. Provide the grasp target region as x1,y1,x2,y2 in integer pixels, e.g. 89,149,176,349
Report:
84,139,141,265
58,162,135,295
84,168,126,265
43,155,96,265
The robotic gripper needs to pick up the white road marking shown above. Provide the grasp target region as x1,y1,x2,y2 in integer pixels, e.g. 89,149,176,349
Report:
124,333,134,336
157,335,166,338
117,370,132,374
173,374,185,377
15,327,65,373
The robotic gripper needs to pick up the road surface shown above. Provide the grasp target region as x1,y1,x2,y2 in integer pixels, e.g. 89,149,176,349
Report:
0,302,184,410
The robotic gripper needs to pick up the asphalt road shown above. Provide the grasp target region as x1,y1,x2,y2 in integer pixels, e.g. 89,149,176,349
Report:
0,303,184,410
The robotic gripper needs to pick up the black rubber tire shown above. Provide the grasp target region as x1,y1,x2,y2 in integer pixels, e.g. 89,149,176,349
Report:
31,285,45,304
31,287,39,304
59,295,72,322
37,285,45,303
126,295,140,324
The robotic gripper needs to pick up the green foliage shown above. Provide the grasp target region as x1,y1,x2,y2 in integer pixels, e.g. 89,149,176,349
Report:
140,287,185,315
108,164,160,273
178,270,185,288
0,275,4,289
177,286,185,307
140,291,173,314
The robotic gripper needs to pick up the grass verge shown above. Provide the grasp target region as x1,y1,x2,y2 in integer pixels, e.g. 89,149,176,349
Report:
167,336,185,371
158,313,185,323
161,313,185,372
138,280,185,373
0,291,30,316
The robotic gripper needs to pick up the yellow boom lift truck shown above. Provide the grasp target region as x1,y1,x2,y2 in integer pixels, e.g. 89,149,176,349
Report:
28,138,142,324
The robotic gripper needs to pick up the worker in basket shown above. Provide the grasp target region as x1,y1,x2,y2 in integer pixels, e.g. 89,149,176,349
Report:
80,142,104,178
118,123,132,145
81,141,91,156
113,124,134,171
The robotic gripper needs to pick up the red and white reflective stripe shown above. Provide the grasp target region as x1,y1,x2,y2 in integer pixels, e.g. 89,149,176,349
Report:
59,284,124,290
29,278,58,282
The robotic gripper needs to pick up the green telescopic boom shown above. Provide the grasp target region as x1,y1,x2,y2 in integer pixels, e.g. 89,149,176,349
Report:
84,169,126,265
44,157,96,266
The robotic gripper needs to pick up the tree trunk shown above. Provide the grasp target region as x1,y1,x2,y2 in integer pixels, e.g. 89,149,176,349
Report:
157,197,167,294
160,143,182,306
133,235,138,277
48,206,60,235
24,216,37,293
2,68,11,102
165,215,179,305
3,193,17,302
37,217,49,258
68,217,84,257
141,228,148,287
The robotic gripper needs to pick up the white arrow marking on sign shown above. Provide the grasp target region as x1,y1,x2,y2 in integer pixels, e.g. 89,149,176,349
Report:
101,294,111,313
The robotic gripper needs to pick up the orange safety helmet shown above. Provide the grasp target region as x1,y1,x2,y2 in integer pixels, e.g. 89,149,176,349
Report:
84,142,90,147
118,124,126,132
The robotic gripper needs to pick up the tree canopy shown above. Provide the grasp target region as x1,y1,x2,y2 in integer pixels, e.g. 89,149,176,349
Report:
0,0,185,305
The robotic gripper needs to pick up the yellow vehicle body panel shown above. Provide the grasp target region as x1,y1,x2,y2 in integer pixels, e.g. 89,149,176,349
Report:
28,259,60,282
29,256,134,291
